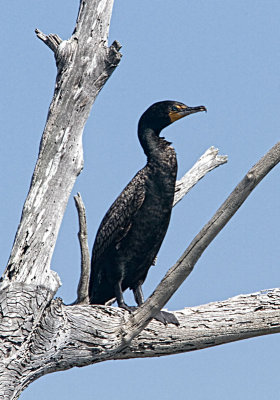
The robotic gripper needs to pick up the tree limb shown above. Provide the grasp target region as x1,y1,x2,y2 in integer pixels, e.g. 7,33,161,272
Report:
117,288,280,358
3,283,279,398
174,146,228,206
120,142,280,345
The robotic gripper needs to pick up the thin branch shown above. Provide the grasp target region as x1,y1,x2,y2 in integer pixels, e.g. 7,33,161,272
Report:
35,29,62,53
73,193,90,304
174,146,228,206
119,141,280,345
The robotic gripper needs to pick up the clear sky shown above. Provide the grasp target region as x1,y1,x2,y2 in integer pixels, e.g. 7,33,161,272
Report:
2,1,280,399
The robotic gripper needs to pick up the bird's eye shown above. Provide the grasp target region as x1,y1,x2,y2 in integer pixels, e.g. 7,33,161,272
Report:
171,106,178,112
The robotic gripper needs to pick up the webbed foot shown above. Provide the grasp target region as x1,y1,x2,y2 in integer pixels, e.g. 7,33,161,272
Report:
154,310,179,326
119,303,138,313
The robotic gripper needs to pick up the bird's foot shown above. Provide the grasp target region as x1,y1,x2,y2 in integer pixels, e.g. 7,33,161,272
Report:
154,310,179,326
119,304,179,326
119,303,138,313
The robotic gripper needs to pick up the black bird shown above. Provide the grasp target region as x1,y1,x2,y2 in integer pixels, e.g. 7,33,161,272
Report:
89,100,206,324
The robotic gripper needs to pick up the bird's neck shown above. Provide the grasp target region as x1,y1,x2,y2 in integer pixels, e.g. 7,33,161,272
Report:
138,127,172,161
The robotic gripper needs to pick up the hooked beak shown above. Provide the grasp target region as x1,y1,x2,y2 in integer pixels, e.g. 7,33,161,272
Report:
185,105,207,114
169,105,207,123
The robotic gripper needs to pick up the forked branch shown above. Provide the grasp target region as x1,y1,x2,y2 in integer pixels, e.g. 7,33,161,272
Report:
35,29,62,52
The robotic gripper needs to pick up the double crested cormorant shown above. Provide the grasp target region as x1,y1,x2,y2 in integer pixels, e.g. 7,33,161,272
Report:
89,100,206,325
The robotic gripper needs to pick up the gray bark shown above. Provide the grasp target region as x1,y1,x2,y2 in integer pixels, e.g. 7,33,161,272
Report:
74,192,90,305
1,1,280,399
1,282,280,399
0,0,122,398
2,0,121,292
174,146,228,206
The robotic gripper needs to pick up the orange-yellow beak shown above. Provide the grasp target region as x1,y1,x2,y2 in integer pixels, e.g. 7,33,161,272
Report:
169,105,207,123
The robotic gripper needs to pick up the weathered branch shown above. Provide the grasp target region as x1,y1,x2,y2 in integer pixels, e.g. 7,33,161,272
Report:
174,146,228,206
34,29,62,53
120,288,280,357
3,283,280,399
120,141,280,344
1,0,121,293
73,193,90,304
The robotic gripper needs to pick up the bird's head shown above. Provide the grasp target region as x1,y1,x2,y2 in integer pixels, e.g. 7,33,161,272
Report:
138,100,207,134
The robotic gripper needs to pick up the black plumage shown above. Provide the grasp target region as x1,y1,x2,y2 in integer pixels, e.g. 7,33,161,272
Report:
89,100,206,324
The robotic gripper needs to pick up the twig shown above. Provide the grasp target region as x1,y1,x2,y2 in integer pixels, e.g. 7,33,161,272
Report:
35,29,62,53
174,146,228,206
73,193,90,304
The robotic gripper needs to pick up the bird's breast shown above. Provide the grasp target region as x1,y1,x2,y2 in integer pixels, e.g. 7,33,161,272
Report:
147,146,177,197
116,152,177,285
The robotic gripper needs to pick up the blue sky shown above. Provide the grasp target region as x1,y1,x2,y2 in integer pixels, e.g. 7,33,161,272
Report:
2,1,280,399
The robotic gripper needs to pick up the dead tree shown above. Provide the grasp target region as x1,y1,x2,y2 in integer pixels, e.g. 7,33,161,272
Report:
1,1,280,399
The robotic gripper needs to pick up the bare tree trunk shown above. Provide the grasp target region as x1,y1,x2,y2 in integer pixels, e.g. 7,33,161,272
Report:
1,1,280,399
2,0,121,291
0,1,121,398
